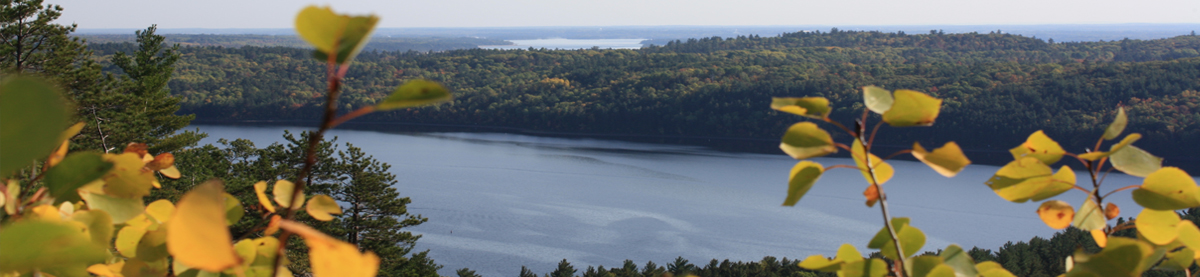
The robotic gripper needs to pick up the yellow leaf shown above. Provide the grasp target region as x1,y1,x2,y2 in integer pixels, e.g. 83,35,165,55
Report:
295,6,342,53
770,97,832,119
167,180,240,272
254,181,275,213
6,179,20,215
1077,133,1141,161
70,209,114,246
265,215,282,236
87,262,123,277
1072,197,1106,231
234,239,258,266
116,225,148,258
881,89,941,127
56,122,85,146
272,180,303,209
306,194,342,221
375,80,453,111
1036,200,1074,229
1091,229,1108,248
782,161,824,206
985,158,1075,203
911,141,971,177
278,220,379,277
1103,107,1127,140
101,153,156,198
862,85,894,114
1133,167,1200,210
851,139,894,187
1135,208,1182,245
1175,221,1200,259
158,165,181,179
47,140,68,167
145,199,174,224
1008,130,1066,165
30,204,62,221
778,122,837,160
80,191,145,223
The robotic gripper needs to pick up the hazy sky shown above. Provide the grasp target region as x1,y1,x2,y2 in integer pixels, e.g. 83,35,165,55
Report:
52,0,1200,29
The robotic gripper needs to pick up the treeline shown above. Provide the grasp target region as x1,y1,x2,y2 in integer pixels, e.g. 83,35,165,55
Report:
89,30,1200,167
496,209,1200,277
82,34,509,53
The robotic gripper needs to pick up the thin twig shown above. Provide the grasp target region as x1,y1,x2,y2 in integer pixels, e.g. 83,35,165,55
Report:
328,106,376,128
857,123,907,277
1102,185,1141,199
882,149,913,161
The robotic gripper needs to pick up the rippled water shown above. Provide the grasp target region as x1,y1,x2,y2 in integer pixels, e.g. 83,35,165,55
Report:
195,125,1180,276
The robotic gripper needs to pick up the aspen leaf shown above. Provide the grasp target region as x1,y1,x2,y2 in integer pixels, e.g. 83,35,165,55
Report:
1175,221,1200,259
908,256,954,277
0,76,68,179
1132,167,1200,211
306,194,342,221
770,97,832,119
851,139,894,187
295,6,342,53
273,180,303,209
101,153,156,198
303,8,379,64
778,122,836,160
278,220,379,277
167,180,240,272
56,122,85,147
1090,229,1107,248
798,255,843,272
863,184,880,207
265,215,282,236
234,239,258,266
1066,237,1155,276
939,244,979,277
0,220,106,275
1104,203,1120,220
145,153,174,171
836,243,863,263
1103,107,1127,140
882,89,941,127
70,210,113,246
840,258,888,277
123,143,149,157
254,181,275,213
1109,145,1161,177
3,180,15,215
87,263,122,277
29,204,61,221
159,166,181,179
81,191,144,223
47,140,68,167
1008,131,1065,165
146,199,174,223
975,261,1017,277
1158,248,1193,271
862,85,894,114
1135,209,1182,245
1078,133,1141,161
137,228,169,262
911,141,971,177
375,79,452,111
223,193,244,225
986,158,1075,203
783,161,823,206
867,217,925,260
1072,197,1106,231
44,152,112,204
1036,200,1074,229
117,225,148,258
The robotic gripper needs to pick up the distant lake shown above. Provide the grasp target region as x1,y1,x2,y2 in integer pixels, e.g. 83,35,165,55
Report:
194,125,1191,277
479,38,645,50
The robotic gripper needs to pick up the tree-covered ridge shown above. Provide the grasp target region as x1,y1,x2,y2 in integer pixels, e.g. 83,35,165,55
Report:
82,34,510,53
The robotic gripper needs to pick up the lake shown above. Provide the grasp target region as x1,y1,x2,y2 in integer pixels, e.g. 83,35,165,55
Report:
479,38,645,50
193,124,1183,276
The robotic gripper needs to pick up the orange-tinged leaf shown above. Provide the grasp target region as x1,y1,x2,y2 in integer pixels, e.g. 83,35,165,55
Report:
123,143,149,158
911,141,971,177
1104,203,1120,220
146,153,174,171
851,139,894,187
265,215,282,236
158,165,181,179
864,185,880,207
273,180,302,209
1135,208,1182,245
1091,229,1107,248
306,194,342,221
87,262,122,277
278,220,380,277
145,199,174,223
782,161,824,206
1036,200,1074,229
1008,131,1065,165
778,122,836,160
167,180,240,272
47,140,68,167
770,97,831,119
254,181,275,213
1133,167,1200,210
881,89,941,127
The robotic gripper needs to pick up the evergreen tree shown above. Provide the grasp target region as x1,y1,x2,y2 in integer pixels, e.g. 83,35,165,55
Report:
551,259,577,277
455,268,481,277
520,266,539,277
640,261,664,277
110,25,203,153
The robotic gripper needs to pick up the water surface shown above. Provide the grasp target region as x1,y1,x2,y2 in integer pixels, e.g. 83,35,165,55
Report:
479,38,645,50
195,125,1175,276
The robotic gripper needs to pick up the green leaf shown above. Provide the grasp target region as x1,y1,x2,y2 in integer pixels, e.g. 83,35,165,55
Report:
1078,133,1141,161
836,243,863,263
1132,167,1200,211
779,122,837,160
101,153,156,198
867,217,926,260
0,76,68,178
44,152,113,204
985,158,1075,203
1103,107,1127,140
1072,197,1106,231
839,258,889,277
798,255,843,272
862,86,894,114
770,97,831,119
1136,209,1182,245
783,161,824,206
1175,221,1200,260
975,261,1017,277
295,6,379,64
223,193,244,225
911,141,971,177
81,191,145,223
851,139,894,187
0,220,107,275
1158,248,1194,271
375,79,453,111
1008,130,1066,165
70,210,113,247
1066,237,1155,277
908,256,954,277
881,89,942,127
1109,145,1162,178
939,245,979,277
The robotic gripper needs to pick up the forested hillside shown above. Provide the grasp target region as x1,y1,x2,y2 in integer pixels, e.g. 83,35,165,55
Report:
83,34,509,53
93,29,1200,166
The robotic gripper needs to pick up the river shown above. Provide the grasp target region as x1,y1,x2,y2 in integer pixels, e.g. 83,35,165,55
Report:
193,124,1174,276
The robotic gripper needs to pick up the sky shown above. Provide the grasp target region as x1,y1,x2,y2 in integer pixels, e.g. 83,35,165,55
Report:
52,0,1200,29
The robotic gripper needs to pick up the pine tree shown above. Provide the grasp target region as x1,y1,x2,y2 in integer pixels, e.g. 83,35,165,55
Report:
455,268,481,277
520,266,539,277
551,259,577,277
110,25,203,153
